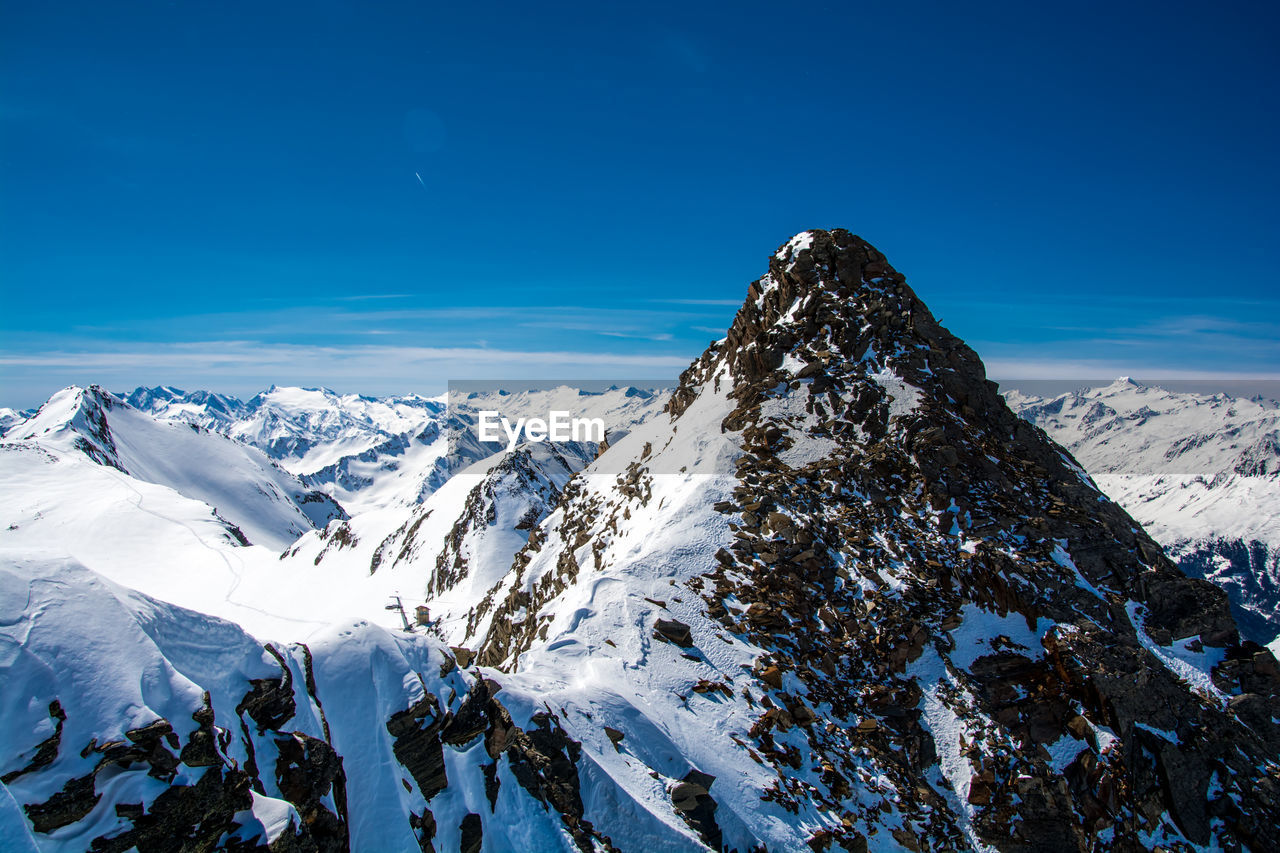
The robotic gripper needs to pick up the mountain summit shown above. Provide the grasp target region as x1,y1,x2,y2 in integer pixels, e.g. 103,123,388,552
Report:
2,231,1277,852
468,229,1280,850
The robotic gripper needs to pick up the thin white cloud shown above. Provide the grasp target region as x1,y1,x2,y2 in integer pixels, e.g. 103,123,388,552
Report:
983,357,1280,381
597,331,675,342
652,298,743,306
0,341,693,406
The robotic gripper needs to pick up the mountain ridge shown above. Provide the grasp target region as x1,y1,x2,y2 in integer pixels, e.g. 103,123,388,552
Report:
9,385,345,549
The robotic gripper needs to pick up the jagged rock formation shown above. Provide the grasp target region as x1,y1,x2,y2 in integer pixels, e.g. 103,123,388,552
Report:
0,556,608,852
431,443,577,599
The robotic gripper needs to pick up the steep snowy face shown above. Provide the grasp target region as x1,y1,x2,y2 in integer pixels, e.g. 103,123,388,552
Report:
1008,381,1280,644
0,555,614,853
466,230,1280,851
8,386,344,549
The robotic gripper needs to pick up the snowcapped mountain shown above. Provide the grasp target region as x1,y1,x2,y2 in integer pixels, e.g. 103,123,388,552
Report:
126,385,449,514
123,385,249,430
231,386,445,477
448,229,1280,850
3,230,1279,851
0,407,29,436
124,384,667,515
6,386,344,550
1007,379,1280,644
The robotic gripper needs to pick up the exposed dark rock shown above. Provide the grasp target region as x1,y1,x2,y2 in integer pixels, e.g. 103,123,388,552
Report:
483,762,500,810
86,765,294,853
179,694,222,768
273,731,348,852
459,812,483,853
386,696,448,801
502,710,612,853
1,699,65,784
409,808,437,853
24,771,99,833
440,677,494,748
237,646,296,733
671,769,722,850
653,618,693,647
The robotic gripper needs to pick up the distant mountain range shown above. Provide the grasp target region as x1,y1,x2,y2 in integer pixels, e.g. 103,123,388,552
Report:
1007,379,1280,645
2,231,1277,852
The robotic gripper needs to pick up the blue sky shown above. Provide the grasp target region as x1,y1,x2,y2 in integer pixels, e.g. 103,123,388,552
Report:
2,1,1278,407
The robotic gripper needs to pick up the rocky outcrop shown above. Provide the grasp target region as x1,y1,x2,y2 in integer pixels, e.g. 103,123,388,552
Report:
273,732,348,851
430,445,573,598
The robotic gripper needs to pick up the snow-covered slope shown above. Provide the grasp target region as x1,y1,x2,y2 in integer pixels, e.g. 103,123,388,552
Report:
0,553,622,852
8,386,344,551
0,438,342,638
1007,379,1280,644
0,407,27,436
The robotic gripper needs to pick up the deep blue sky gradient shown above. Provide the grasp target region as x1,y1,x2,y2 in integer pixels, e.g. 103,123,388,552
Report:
2,1,1278,406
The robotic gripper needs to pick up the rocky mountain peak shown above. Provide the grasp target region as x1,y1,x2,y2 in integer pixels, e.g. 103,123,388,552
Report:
476,230,1280,850
668,229,997,426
